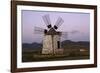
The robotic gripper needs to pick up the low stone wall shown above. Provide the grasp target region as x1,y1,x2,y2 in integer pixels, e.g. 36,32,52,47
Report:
54,49,64,54
33,54,66,58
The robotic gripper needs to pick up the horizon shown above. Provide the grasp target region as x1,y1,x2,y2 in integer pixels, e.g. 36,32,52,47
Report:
22,40,90,44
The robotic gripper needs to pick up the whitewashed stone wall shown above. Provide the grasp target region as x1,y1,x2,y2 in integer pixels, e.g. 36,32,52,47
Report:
53,35,60,54
42,35,63,54
42,35,53,54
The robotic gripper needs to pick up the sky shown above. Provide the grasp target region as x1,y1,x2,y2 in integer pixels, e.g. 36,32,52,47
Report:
22,10,90,43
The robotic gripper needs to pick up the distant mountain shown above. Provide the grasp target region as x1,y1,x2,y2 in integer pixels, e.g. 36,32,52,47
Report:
22,43,42,52
22,40,90,52
62,40,89,45
61,40,89,49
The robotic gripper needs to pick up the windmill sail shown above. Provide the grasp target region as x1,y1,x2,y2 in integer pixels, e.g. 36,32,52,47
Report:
60,30,78,38
54,17,64,29
42,14,52,28
34,26,46,34
60,32,68,38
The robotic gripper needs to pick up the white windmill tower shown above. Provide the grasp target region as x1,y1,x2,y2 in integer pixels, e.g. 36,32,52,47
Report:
34,14,78,55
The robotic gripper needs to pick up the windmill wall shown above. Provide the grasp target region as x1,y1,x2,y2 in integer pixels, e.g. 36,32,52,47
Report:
42,35,63,54
53,35,61,54
42,35,53,54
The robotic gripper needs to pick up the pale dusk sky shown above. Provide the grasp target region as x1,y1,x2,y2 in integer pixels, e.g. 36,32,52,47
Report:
22,10,90,43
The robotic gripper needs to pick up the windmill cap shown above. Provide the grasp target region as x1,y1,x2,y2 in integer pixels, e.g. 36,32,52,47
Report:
45,28,61,35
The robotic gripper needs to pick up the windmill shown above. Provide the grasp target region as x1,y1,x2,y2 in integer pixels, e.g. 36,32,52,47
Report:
34,14,78,55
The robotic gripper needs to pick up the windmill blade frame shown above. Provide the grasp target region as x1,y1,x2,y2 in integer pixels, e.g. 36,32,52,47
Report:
42,14,52,28
54,17,64,29
60,30,79,39
61,32,68,38
34,26,45,34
